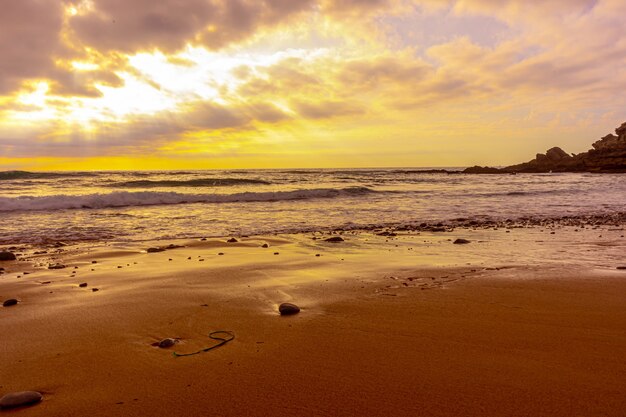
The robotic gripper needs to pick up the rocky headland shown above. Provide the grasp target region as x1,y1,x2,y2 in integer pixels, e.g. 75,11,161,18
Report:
465,121,626,173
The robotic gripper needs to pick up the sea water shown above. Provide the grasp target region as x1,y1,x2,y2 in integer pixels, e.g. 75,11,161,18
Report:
0,169,625,244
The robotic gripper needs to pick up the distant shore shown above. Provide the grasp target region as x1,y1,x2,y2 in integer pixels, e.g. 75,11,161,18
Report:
2,222,625,416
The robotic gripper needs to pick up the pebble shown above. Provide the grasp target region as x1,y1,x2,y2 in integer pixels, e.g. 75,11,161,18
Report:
3,299,18,307
48,263,66,269
79,282,88,287
325,236,344,242
0,251,17,261
158,338,177,348
453,239,471,244
0,391,42,409
617,266,626,270
92,288,99,292
279,303,300,316
146,247,164,253
261,243,269,248
227,238,238,243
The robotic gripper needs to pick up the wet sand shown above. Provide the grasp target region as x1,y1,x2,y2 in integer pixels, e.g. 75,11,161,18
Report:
1,228,626,416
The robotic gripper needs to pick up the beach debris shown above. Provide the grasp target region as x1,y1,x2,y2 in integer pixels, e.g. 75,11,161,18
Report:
0,391,43,409
157,338,177,348
279,302,300,316
3,298,18,307
227,238,238,243
0,251,17,261
324,236,344,242
48,263,66,269
146,247,164,253
453,239,471,244
79,282,88,287
173,331,234,357
261,243,269,248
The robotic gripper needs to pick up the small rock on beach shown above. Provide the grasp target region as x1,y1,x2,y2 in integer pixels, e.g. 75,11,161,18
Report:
325,236,344,242
0,391,42,409
146,247,164,253
48,263,66,269
158,338,177,348
453,239,471,244
0,251,17,261
227,238,238,243
279,303,300,316
3,298,18,307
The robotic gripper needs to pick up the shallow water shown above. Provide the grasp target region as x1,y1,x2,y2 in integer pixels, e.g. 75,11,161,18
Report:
0,169,625,244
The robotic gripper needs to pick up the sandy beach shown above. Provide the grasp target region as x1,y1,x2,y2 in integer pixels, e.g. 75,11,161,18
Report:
1,225,625,416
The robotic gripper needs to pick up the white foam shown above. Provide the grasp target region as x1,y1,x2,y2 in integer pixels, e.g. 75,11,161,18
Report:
0,187,374,212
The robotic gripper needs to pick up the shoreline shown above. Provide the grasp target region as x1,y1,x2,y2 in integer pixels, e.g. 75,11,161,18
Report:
1,226,626,416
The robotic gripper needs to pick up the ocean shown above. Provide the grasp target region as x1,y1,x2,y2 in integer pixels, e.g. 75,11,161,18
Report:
1,169,625,245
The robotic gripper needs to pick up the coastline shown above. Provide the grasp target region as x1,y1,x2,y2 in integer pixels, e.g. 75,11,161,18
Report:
1,225,626,416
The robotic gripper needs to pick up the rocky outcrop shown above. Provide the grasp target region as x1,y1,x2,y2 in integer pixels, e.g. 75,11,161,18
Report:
464,122,626,173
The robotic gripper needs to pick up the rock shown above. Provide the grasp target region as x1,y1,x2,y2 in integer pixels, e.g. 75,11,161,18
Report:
158,338,177,348
0,391,43,409
3,298,18,307
279,303,300,316
617,266,626,270
146,247,164,253
92,288,99,292
465,121,626,173
0,251,17,261
324,236,344,242
79,283,88,287
48,263,66,269
261,243,269,248
227,238,238,243
453,239,471,244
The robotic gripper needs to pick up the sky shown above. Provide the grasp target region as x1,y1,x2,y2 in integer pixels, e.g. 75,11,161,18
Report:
0,0,625,170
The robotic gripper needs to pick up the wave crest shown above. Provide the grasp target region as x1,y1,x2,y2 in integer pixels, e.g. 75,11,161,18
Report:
0,187,375,212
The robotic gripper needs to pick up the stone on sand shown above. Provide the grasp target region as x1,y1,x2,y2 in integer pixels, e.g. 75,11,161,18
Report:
453,239,471,244
48,263,66,269
158,338,177,348
261,243,269,248
227,238,238,243
617,266,626,270
279,303,300,316
146,247,164,253
79,282,88,287
3,298,18,307
325,236,344,242
0,251,17,261
0,391,42,409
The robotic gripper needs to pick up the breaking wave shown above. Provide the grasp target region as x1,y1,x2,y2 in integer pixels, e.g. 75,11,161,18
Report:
0,187,375,212
107,178,271,188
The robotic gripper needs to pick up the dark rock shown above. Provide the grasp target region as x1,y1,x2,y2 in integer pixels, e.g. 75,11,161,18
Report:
279,303,300,316
79,282,88,287
325,236,344,242
0,251,17,261
146,247,164,253
91,260,97,264
92,288,99,292
617,266,626,270
0,391,42,409
158,338,177,348
261,243,269,248
227,238,238,243
3,298,18,307
48,263,66,269
453,239,471,244
464,121,626,173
